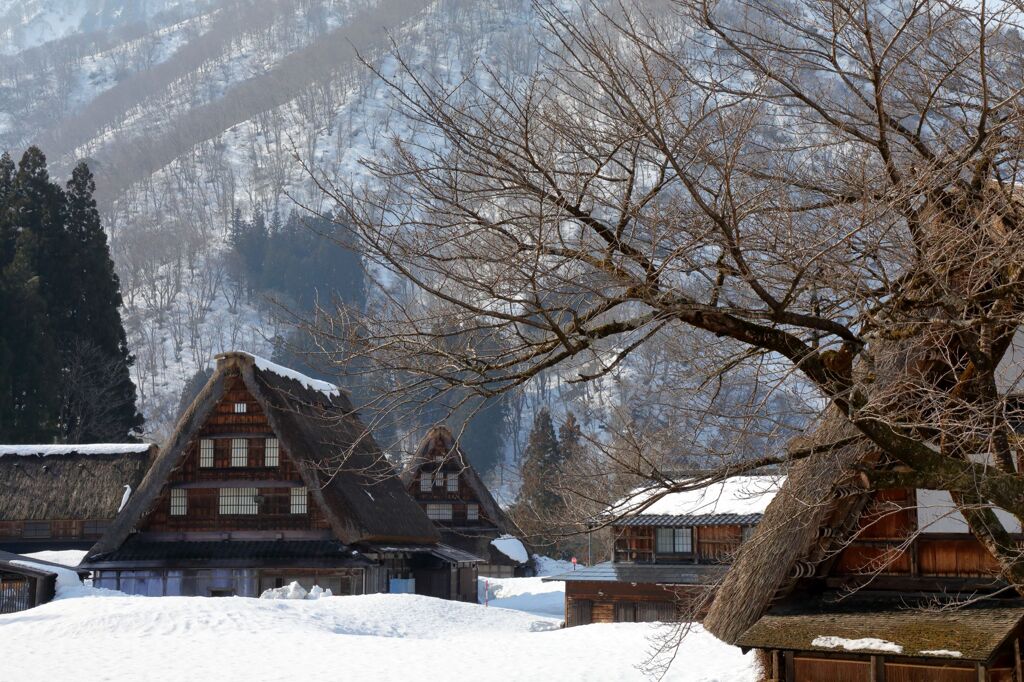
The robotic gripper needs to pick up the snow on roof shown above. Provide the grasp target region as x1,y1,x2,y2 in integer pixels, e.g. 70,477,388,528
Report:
0,444,152,458
609,475,785,518
243,352,340,398
491,535,529,564
811,636,903,654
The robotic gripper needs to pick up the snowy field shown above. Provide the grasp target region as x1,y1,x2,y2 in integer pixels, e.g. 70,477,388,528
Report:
3,551,755,682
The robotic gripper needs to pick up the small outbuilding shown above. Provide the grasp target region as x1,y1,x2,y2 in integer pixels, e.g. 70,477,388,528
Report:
0,550,87,613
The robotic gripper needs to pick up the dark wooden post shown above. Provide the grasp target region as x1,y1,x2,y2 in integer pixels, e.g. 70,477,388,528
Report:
783,651,795,682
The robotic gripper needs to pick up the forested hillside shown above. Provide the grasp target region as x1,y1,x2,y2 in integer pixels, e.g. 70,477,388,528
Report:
0,0,809,488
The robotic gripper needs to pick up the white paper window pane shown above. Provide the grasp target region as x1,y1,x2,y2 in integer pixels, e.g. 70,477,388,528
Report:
265,438,279,467
467,503,479,521
199,439,214,468
219,488,259,515
171,489,188,516
420,473,431,492
655,527,674,553
234,402,247,413
231,439,248,467
426,504,452,521
446,473,458,492
291,487,308,514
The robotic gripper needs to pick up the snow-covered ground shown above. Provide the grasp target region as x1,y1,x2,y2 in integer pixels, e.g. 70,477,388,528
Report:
3,553,754,681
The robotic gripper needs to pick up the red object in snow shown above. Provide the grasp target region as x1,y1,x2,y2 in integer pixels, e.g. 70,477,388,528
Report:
571,556,577,570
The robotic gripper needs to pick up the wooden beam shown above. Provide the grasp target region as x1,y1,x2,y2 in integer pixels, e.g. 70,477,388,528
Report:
1015,638,1022,682
977,662,986,682
771,650,780,681
784,651,794,682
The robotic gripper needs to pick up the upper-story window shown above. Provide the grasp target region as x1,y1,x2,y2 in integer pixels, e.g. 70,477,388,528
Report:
420,472,432,492
434,471,445,488
656,527,692,554
426,503,453,521
231,439,248,467
170,488,188,516
219,488,259,515
264,438,279,467
199,439,214,468
446,473,458,492
467,503,479,521
234,402,248,413
290,487,308,514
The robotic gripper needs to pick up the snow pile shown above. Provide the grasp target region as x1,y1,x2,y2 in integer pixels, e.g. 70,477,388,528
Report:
246,353,340,398
533,555,575,576
478,576,565,619
491,535,528,564
811,636,904,654
259,582,333,600
119,484,133,512
0,590,754,681
920,649,963,658
611,475,785,518
0,443,152,457
9,560,121,600
21,550,88,567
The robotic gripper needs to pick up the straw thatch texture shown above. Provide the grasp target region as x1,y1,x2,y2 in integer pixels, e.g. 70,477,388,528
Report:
0,446,155,521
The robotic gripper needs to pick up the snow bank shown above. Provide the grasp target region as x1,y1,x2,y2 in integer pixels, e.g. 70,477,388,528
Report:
533,555,575,576
491,535,528,564
811,636,903,654
478,576,565,619
0,443,152,457
259,582,333,600
245,353,340,397
20,550,88,568
8,560,121,600
611,475,784,517
919,649,963,658
0,590,754,681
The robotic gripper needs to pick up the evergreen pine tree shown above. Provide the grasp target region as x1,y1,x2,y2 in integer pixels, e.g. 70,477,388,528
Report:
517,407,565,518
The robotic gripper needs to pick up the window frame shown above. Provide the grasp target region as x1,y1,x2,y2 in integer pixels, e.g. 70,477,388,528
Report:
233,402,248,413
219,487,260,515
655,527,693,554
290,487,308,514
199,439,214,468
425,503,453,521
467,503,479,521
419,472,432,492
170,488,188,516
22,521,51,539
446,472,458,493
264,438,279,467
230,438,248,467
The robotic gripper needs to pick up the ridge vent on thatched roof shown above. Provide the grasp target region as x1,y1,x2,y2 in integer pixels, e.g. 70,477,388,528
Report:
217,351,340,398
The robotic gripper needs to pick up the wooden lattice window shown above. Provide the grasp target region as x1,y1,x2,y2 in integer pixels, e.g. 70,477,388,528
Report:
467,503,479,521
446,473,458,492
290,487,308,514
656,527,692,554
199,439,214,468
83,520,109,536
219,488,259,515
420,473,432,492
426,503,452,521
170,489,188,516
234,402,247,413
231,439,248,467
264,438,279,467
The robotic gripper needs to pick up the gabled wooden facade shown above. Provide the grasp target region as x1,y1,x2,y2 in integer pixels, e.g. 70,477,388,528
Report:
546,476,781,627
0,444,155,552
707,430,1024,682
83,352,481,601
402,426,528,577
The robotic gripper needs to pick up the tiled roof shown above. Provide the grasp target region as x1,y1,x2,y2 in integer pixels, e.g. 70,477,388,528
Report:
368,543,484,564
616,513,763,527
542,561,727,585
736,595,1024,662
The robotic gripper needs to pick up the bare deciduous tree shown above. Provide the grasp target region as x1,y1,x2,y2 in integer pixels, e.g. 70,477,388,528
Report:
309,0,1024,590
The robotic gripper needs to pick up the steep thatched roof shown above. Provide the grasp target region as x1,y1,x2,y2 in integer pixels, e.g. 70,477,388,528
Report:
0,444,155,521
88,352,438,557
704,413,876,643
401,425,516,535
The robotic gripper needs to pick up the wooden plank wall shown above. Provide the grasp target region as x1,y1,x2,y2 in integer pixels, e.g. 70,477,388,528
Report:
696,525,741,562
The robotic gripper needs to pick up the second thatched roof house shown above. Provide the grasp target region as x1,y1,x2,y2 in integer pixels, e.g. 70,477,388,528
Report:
402,425,529,577
82,352,481,601
0,443,155,553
